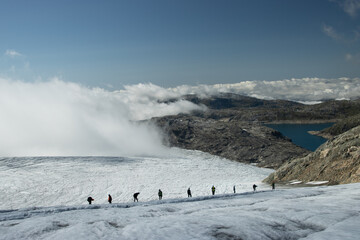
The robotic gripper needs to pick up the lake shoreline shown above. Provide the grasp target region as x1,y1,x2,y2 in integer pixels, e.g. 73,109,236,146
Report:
262,119,338,124
308,130,333,139
264,122,334,151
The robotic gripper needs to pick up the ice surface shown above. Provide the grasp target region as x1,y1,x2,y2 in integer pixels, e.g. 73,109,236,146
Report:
290,180,303,185
0,148,272,210
1,184,360,240
1,150,360,239
306,181,329,185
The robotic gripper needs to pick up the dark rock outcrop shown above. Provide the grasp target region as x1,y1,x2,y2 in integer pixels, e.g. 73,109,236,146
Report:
310,113,360,139
184,94,360,123
151,94,360,171
264,126,360,184
153,115,309,169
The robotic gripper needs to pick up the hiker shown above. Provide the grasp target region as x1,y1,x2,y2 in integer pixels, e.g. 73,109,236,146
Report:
87,196,94,205
211,185,216,195
253,184,257,191
233,185,236,193
108,194,112,204
187,188,192,197
133,192,140,202
272,182,275,190
158,189,163,200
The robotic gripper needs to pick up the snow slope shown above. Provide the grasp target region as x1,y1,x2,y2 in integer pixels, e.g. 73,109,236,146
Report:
0,149,272,210
2,149,359,239
1,183,360,240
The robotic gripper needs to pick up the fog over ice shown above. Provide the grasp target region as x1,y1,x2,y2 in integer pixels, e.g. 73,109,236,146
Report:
0,78,203,157
0,77,359,156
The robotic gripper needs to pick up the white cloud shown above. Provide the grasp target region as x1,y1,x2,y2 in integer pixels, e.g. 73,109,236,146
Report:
168,77,360,102
0,76,359,156
4,49,23,57
0,78,204,156
118,83,206,120
322,24,343,41
322,24,359,62
331,0,360,17
342,0,360,18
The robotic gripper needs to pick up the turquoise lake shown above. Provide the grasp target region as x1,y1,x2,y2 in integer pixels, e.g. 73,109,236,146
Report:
265,123,334,151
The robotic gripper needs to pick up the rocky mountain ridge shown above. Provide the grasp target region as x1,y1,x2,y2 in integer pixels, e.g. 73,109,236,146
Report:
152,94,360,171
153,115,308,169
183,94,360,123
310,113,360,139
265,125,360,184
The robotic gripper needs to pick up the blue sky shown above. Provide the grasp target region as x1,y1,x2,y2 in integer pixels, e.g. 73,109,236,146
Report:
1,0,360,89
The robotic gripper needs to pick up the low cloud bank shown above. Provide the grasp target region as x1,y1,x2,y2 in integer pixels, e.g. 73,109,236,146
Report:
1,77,359,156
168,77,360,102
0,78,203,156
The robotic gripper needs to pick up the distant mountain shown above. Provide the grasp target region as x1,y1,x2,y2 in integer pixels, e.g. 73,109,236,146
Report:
183,93,303,110
183,94,360,123
264,125,360,184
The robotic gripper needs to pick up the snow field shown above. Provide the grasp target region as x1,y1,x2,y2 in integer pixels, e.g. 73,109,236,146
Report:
2,149,359,239
1,184,360,239
0,149,273,210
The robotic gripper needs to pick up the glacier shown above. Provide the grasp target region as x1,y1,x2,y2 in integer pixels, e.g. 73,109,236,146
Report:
1,183,360,239
1,149,360,239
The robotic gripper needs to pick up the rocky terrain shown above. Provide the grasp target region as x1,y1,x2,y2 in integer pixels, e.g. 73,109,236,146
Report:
182,93,360,123
264,125,360,184
310,113,360,139
154,115,308,169
153,94,360,170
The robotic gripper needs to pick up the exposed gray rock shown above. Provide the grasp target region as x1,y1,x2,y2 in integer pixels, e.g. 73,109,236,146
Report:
265,125,360,184
184,94,360,122
151,94,360,172
310,113,360,139
153,115,309,169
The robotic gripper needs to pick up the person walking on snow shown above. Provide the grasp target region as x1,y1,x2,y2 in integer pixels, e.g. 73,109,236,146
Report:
187,188,192,197
233,185,236,193
108,194,112,204
87,196,94,205
272,182,275,190
211,185,216,195
158,189,163,200
133,192,140,202
253,184,257,191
